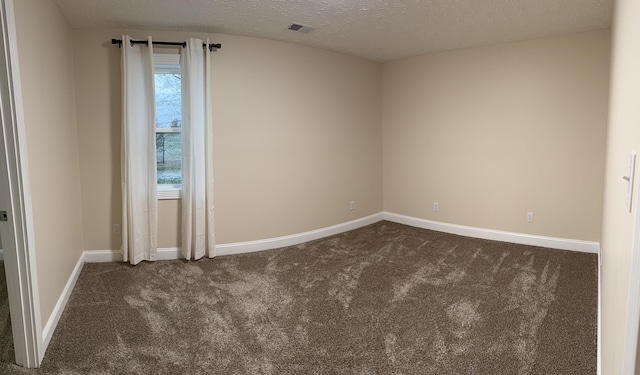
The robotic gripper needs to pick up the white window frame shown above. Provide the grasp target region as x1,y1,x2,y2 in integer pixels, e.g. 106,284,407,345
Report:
154,54,181,200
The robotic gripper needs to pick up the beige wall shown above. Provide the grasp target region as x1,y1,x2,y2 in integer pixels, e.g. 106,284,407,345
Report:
13,0,84,324
74,29,382,250
601,0,640,372
382,30,610,241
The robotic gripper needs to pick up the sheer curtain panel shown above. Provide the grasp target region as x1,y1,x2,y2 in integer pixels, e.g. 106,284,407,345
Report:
121,35,158,265
181,38,216,260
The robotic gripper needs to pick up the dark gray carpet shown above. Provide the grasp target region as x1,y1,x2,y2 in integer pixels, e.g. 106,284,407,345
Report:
0,221,597,374
0,261,15,365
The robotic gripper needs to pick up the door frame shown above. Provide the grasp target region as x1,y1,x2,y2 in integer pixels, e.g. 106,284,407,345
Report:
0,0,42,368
623,154,640,374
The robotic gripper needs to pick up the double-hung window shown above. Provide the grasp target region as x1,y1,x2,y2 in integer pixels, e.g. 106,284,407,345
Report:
154,54,182,199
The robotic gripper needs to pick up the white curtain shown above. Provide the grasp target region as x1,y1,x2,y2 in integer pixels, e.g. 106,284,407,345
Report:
121,35,158,265
181,38,215,260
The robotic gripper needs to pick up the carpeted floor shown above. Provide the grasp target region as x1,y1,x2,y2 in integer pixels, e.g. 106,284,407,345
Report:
0,261,15,365
0,221,597,374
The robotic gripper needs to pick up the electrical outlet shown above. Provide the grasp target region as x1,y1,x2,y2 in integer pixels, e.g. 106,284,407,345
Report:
349,201,355,210
434,202,439,212
527,212,534,223
113,224,121,235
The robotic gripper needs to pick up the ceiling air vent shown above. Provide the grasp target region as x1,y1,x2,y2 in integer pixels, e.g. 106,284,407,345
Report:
288,23,316,33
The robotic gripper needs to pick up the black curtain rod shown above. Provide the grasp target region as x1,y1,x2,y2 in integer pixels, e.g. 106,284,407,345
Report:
111,38,221,51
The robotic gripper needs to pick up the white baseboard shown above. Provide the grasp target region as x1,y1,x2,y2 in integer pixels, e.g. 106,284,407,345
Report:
82,249,123,263
83,211,599,264
215,213,384,256
383,212,600,253
82,248,185,262
82,213,386,262
157,247,182,260
42,251,85,349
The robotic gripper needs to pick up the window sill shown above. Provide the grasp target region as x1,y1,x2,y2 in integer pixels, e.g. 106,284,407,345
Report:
158,187,181,200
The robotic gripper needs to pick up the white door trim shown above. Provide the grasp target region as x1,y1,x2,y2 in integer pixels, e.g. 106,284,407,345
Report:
623,157,640,374
0,0,42,367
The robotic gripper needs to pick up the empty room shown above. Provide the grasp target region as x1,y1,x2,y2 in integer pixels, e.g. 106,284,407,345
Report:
0,0,639,374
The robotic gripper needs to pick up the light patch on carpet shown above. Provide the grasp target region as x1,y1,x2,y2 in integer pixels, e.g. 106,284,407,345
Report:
392,259,467,302
328,262,371,309
208,260,305,374
506,256,560,374
384,333,398,365
446,299,481,339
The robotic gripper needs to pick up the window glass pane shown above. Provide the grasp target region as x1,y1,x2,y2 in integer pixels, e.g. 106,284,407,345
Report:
155,73,181,129
156,133,182,185
155,69,182,187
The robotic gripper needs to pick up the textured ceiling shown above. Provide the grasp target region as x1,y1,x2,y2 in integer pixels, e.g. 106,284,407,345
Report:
52,0,613,62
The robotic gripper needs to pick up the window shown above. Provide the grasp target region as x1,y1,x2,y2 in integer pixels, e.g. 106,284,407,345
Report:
154,54,181,199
